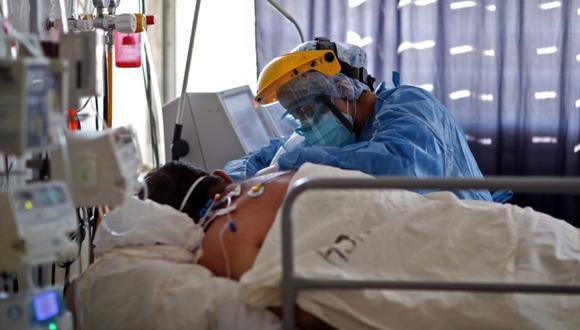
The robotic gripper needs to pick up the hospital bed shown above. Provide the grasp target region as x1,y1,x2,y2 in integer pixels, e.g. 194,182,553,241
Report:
279,176,580,330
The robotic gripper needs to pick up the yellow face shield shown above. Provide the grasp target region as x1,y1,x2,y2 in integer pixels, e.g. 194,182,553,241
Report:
255,50,341,105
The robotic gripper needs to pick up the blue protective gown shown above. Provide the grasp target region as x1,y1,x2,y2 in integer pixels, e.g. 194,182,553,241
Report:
225,83,493,201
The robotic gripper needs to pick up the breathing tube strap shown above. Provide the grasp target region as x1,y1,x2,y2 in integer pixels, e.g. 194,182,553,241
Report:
315,95,354,132
180,176,208,212
315,37,376,92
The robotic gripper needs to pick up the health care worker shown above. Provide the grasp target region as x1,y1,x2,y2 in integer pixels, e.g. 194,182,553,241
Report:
225,38,494,201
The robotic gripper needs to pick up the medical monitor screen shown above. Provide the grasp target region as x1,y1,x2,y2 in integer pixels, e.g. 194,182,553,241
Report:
219,90,271,153
32,290,60,321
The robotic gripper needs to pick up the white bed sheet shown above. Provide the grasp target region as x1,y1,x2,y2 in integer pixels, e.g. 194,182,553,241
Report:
240,163,580,329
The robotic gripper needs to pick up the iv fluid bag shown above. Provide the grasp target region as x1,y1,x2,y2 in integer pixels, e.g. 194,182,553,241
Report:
114,31,141,68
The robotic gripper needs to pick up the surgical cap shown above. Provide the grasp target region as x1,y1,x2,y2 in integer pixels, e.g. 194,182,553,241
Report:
278,40,371,107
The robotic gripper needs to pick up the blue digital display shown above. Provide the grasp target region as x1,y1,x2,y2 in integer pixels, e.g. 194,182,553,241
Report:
15,185,66,211
32,291,60,322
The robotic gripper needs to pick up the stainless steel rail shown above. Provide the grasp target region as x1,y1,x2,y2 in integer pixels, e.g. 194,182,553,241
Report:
281,176,580,330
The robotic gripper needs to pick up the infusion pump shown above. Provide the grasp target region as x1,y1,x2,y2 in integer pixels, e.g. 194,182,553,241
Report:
0,58,51,155
52,126,142,207
0,182,78,273
0,287,72,330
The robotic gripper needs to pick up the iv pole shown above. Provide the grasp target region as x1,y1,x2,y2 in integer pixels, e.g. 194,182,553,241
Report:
171,0,201,160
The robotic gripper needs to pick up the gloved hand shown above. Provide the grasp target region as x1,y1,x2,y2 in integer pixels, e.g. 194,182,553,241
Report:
256,164,279,176
269,132,306,166
224,138,285,181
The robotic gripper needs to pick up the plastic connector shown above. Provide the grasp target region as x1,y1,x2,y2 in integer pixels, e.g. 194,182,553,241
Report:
228,221,237,233
115,14,137,33
134,14,146,33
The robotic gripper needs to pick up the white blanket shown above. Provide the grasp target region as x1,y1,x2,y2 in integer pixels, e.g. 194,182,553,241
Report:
240,163,580,329
77,198,281,330
76,246,282,330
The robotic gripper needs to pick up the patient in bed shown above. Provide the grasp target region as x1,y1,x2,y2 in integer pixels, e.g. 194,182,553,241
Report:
74,161,330,330
141,161,331,328
77,161,580,329
129,160,292,280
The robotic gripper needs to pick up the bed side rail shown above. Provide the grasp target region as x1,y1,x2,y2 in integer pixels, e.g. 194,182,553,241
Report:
281,176,580,330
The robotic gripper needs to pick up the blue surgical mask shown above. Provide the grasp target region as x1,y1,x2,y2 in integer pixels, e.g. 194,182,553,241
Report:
296,111,355,147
